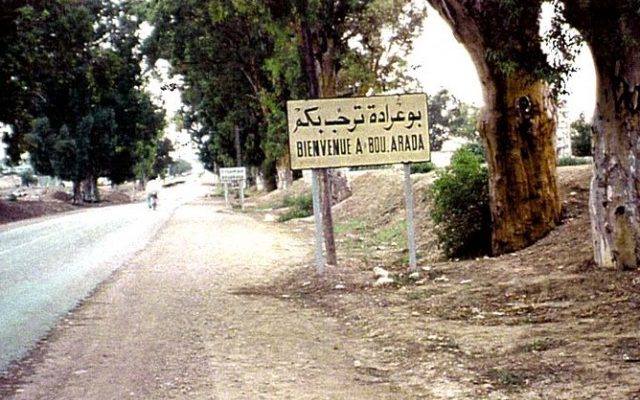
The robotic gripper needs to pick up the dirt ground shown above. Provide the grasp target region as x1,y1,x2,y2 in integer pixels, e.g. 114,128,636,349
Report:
1,198,406,399
3,166,640,399
244,165,640,399
0,185,139,225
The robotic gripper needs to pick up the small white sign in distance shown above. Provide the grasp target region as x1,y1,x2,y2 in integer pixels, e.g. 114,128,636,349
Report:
219,167,247,183
286,93,430,170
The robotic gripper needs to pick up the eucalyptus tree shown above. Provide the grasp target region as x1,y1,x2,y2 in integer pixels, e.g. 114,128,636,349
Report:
18,1,164,202
561,1,640,269
426,1,575,255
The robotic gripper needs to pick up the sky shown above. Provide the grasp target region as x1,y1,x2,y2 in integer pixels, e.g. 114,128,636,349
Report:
407,4,596,121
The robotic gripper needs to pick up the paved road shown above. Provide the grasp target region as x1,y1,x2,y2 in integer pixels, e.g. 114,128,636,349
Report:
0,181,206,371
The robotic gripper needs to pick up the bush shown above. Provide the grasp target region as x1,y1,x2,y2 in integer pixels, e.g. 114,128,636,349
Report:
410,161,435,174
570,114,592,157
460,141,486,160
169,159,192,176
19,170,38,186
278,193,313,222
431,147,491,258
557,156,591,166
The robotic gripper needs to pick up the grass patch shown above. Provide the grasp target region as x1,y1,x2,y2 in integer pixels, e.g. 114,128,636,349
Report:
374,220,404,244
520,337,565,353
410,161,436,174
335,219,367,234
488,368,525,387
277,193,313,222
558,156,591,166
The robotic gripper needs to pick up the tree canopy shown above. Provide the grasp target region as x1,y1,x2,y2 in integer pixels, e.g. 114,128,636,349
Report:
0,0,166,201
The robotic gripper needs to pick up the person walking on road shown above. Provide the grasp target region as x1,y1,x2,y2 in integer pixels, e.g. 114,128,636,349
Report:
145,178,161,210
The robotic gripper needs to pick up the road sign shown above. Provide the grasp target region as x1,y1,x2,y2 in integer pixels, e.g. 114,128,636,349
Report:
219,167,246,210
220,167,247,183
286,93,430,170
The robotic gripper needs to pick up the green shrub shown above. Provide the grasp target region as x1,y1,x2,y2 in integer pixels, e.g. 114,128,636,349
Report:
460,141,486,160
570,114,592,157
431,147,491,258
410,161,435,174
19,170,38,186
557,156,591,166
278,193,313,222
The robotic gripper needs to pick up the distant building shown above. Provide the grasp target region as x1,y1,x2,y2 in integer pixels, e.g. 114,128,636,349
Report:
556,105,573,158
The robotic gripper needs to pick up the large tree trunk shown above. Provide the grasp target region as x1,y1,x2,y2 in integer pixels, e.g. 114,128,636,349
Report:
72,180,82,204
481,72,561,254
276,151,293,190
428,0,561,255
297,10,338,266
562,1,640,269
587,51,640,269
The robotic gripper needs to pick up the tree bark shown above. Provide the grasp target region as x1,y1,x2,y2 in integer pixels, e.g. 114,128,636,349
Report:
428,0,561,255
72,180,82,205
562,1,640,269
276,151,293,190
481,72,561,254
296,5,338,266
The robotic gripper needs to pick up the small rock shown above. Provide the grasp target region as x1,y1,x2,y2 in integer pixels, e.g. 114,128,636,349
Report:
334,284,346,290
374,276,395,287
353,360,362,368
434,275,449,283
301,281,311,287
411,311,420,317
421,266,432,271
408,272,420,280
459,279,473,284
281,294,290,299
373,266,390,278
73,369,87,375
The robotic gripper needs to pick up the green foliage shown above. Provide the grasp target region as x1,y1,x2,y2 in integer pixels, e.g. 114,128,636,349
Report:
153,138,175,178
19,169,37,186
459,142,486,160
3,1,165,187
557,156,591,166
170,159,193,176
427,90,479,151
431,148,492,259
570,114,592,157
145,0,427,181
410,161,435,174
278,193,313,222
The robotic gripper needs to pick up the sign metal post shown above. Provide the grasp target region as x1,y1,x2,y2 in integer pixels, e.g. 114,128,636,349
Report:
223,182,229,208
311,169,325,274
403,163,417,271
239,179,245,210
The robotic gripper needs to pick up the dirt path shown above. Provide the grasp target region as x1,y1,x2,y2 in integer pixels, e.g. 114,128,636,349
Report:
5,199,401,399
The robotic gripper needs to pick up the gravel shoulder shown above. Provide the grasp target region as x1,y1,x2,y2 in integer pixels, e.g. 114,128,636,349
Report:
3,198,401,399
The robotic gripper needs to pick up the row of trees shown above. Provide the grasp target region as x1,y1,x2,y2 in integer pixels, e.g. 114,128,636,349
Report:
1,1,168,202
144,0,428,191
429,0,639,269
145,1,638,270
